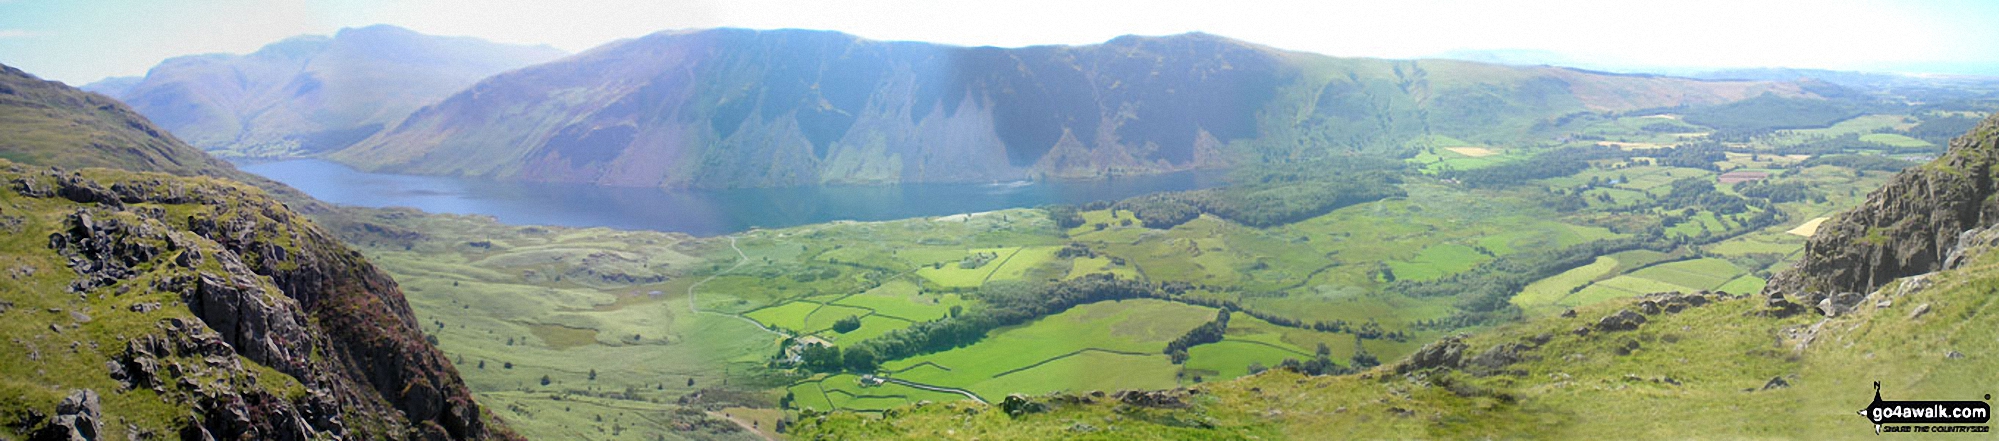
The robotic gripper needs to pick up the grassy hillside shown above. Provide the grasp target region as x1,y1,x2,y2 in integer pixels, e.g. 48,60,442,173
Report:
0,64,237,178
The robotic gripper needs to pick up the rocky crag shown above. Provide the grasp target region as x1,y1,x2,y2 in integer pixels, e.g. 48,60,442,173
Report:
1763,112,1999,314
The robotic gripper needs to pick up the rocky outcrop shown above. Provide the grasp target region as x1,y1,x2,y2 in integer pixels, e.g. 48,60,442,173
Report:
1763,113,1999,310
33,390,102,441
1593,310,1648,333
7,162,507,440
1396,335,1469,374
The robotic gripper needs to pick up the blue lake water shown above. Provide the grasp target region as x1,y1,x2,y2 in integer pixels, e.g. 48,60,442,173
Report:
241,159,1225,236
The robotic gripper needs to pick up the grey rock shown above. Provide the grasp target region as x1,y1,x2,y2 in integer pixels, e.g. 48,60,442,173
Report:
1397,335,1468,374
36,389,102,441
1594,310,1647,333
999,394,1047,416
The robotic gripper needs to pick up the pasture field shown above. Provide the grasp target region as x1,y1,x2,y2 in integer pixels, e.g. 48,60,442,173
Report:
881,299,1216,401
1511,256,1619,316
1626,258,1743,291
967,350,1184,398
1386,244,1491,282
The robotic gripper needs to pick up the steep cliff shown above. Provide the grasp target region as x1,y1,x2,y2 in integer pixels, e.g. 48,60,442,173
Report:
1763,112,1999,311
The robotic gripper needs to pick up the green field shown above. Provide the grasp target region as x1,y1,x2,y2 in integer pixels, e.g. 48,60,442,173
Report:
881,299,1216,401
1859,133,1930,148
1625,258,1744,291
1387,244,1492,282
1511,256,1618,316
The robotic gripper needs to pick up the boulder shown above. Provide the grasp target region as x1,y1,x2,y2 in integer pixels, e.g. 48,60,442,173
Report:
35,389,102,441
999,394,1048,416
1396,335,1468,374
1593,310,1646,333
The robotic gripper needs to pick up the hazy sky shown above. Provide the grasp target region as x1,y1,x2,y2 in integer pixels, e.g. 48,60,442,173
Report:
3,0,1997,85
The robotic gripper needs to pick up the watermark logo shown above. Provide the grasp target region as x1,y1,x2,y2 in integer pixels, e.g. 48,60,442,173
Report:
1858,381,1990,435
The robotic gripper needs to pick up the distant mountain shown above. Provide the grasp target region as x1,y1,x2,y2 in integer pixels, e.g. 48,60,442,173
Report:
0,62,509,440
94,24,565,158
336,28,1810,188
78,75,141,97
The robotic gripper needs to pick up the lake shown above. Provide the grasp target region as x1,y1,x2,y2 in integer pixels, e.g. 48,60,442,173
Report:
241,159,1225,236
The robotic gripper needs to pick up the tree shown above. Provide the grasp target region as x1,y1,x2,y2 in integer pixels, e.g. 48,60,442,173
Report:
948,305,963,318
843,346,878,372
539,375,552,386
832,315,863,333
800,343,842,372
687,377,695,387
1349,335,1380,369
588,369,598,381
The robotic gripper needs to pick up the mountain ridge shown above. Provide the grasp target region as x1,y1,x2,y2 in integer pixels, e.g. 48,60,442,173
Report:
332,27,1812,189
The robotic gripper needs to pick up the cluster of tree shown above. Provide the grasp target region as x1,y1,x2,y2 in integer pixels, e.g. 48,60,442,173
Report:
1659,177,1750,215
1652,143,1727,170
1043,204,1086,229
1116,173,1405,229
831,315,863,333
1056,242,1097,259
797,342,880,373
1164,309,1231,364
1271,341,1367,375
